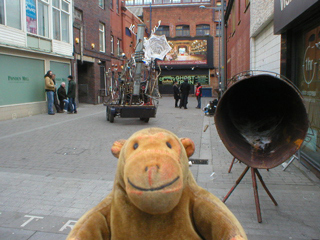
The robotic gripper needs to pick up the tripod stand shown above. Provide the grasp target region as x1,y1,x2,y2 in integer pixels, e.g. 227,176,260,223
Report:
223,166,278,223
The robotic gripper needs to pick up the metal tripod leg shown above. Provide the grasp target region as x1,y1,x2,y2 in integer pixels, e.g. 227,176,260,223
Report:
223,166,250,202
228,157,237,173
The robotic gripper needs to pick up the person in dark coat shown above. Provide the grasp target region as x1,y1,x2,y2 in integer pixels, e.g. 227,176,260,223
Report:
179,78,191,109
52,74,63,113
173,81,180,108
67,75,77,114
58,82,68,112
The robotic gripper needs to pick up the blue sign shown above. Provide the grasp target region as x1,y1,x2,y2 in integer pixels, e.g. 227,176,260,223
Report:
26,0,36,20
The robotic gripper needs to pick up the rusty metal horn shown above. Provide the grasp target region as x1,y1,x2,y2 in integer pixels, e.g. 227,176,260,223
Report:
214,72,309,169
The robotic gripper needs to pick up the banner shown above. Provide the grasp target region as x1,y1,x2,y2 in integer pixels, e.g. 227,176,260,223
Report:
26,0,37,34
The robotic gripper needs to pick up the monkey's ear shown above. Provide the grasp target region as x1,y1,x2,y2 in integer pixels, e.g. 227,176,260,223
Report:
180,138,195,158
111,139,126,158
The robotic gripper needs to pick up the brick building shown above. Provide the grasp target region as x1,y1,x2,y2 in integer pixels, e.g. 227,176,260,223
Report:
73,0,143,104
225,0,251,80
127,0,222,98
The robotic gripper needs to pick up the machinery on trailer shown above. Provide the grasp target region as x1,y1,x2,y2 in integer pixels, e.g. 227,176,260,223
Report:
104,24,171,123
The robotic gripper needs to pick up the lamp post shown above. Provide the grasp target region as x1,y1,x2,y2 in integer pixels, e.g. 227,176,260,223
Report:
200,0,226,96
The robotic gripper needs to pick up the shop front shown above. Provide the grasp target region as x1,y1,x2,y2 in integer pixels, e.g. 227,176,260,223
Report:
274,0,320,176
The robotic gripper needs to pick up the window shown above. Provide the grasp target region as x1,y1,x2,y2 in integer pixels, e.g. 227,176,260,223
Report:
38,0,49,37
125,27,132,37
99,0,104,9
110,0,113,9
74,8,82,21
135,0,143,5
52,0,70,42
116,0,119,13
111,35,114,54
215,24,221,37
196,24,210,36
117,39,120,55
99,22,105,52
176,25,189,37
0,0,22,29
155,25,170,37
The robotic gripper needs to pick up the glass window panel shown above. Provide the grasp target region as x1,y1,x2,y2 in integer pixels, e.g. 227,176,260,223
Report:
144,0,152,4
163,0,171,3
61,11,69,42
196,24,210,36
7,0,21,29
99,23,105,52
74,8,82,21
126,0,133,5
156,25,170,37
117,39,120,55
53,8,60,40
135,0,142,5
154,0,162,3
172,0,181,3
176,25,189,36
38,1,48,37
111,35,114,54
62,1,69,12
99,0,104,8
0,0,5,25
52,0,59,8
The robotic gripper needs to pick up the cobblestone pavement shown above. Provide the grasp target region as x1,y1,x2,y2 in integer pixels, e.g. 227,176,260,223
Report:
0,96,319,240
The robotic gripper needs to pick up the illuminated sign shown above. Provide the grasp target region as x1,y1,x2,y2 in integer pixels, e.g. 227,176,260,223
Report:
159,75,209,85
158,39,208,66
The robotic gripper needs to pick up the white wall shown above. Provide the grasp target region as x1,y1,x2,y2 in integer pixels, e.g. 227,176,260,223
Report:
251,21,281,73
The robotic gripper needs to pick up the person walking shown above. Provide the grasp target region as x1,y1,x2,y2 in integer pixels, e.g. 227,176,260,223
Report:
58,82,68,112
195,82,202,109
179,78,191,109
173,81,180,108
67,75,77,114
44,70,55,115
52,74,63,113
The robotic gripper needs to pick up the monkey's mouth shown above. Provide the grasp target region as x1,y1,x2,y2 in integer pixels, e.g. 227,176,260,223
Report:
127,176,180,191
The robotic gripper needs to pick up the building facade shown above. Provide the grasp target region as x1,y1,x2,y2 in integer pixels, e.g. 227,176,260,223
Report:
73,0,111,104
224,0,250,81
0,0,73,121
127,0,222,98
274,0,320,177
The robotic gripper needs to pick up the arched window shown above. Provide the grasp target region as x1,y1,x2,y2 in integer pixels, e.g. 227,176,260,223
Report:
176,25,190,37
196,24,210,36
155,25,170,37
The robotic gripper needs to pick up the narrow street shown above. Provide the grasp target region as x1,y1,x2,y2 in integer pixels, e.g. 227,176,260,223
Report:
0,97,319,239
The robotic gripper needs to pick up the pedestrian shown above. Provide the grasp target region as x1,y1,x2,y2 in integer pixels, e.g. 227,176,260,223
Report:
44,70,55,115
58,82,69,112
179,78,191,109
67,75,77,114
195,82,202,109
173,81,180,108
52,74,63,113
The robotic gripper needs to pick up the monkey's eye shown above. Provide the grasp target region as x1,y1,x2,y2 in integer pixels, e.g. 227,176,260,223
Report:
166,142,172,149
133,143,139,150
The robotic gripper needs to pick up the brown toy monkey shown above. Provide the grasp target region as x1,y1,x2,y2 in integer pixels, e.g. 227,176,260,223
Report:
67,128,247,240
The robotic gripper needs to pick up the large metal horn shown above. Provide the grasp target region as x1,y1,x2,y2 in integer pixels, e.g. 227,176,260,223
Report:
215,72,309,169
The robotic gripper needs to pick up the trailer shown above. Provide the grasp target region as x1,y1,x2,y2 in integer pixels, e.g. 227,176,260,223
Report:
104,24,169,123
